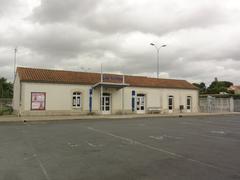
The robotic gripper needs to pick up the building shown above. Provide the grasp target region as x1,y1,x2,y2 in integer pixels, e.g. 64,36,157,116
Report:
228,85,240,94
13,67,199,116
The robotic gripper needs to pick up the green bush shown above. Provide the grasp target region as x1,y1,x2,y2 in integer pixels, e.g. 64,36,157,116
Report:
0,106,13,115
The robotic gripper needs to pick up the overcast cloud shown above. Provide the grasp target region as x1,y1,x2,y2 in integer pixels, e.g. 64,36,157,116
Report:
1,0,240,84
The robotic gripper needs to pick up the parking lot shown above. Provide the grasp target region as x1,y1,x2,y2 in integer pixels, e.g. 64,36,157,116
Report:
0,115,240,180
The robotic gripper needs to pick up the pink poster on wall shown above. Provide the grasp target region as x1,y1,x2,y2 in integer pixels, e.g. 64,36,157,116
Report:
31,92,46,110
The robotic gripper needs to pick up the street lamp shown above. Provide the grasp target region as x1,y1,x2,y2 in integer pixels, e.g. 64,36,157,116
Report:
150,43,167,78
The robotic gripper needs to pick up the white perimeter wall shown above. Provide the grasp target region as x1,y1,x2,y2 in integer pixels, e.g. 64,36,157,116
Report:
13,74,20,113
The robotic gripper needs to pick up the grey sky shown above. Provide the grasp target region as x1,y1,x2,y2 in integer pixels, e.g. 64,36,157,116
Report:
0,0,240,85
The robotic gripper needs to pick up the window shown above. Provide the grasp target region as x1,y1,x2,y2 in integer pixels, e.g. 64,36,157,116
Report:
72,92,81,108
187,96,192,110
168,96,174,110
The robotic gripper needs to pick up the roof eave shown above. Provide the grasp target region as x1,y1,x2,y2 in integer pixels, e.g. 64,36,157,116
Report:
20,80,95,86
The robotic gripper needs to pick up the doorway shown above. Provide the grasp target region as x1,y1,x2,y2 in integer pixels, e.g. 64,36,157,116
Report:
136,94,145,113
101,93,111,114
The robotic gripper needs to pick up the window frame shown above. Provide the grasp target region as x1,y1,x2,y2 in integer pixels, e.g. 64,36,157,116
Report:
168,95,174,110
187,96,192,110
72,92,81,109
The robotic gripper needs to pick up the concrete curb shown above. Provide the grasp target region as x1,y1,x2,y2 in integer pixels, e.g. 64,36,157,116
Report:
0,112,240,123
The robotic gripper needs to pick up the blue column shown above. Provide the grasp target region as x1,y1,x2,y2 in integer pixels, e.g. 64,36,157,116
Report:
132,90,136,112
89,88,93,113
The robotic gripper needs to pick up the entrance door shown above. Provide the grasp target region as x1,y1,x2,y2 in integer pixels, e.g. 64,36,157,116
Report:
136,94,145,113
101,93,111,114
186,96,192,112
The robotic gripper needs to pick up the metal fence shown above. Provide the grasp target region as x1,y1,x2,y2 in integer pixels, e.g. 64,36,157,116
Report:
200,96,240,113
0,98,12,115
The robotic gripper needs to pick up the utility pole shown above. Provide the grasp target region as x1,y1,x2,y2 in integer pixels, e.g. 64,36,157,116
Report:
13,47,18,81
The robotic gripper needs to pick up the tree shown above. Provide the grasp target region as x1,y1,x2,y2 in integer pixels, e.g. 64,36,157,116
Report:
0,77,13,98
207,79,233,94
192,82,207,94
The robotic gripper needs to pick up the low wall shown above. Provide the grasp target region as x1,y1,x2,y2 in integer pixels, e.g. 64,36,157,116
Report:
234,99,240,112
200,96,240,113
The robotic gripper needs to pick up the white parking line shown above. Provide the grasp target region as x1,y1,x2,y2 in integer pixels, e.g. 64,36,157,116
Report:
87,142,97,147
17,124,51,180
210,130,225,134
87,127,182,157
87,126,240,176
149,136,164,140
67,142,79,148
163,135,183,140
181,120,240,128
149,135,183,140
33,154,51,180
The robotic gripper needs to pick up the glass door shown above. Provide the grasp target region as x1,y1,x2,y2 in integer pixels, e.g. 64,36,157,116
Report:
101,93,111,114
136,94,145,113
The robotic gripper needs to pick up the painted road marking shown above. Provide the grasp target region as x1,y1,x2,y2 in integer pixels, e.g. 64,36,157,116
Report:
87,142,96,147
18,124,51,180
86,141,103,147
181,120,240,128
210,130,225,134
87,126,240,176
149,135,183,141
87,127,181,157
149,136,164,140
67,142,79,148
33,154,51,180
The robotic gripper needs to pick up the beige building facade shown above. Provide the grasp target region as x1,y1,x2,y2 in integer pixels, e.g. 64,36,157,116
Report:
228,85,240,94
13,67,199,116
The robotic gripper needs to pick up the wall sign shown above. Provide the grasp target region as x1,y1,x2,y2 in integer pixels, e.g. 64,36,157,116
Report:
31,92,46,110
103,74,123,83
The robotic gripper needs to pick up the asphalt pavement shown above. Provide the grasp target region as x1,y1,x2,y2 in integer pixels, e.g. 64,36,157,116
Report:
0,115,240,180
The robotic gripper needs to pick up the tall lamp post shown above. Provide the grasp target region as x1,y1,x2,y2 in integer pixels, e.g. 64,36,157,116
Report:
150,43,167,78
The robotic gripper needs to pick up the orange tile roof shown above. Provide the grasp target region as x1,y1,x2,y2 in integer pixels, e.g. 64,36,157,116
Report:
16,67,198,90
228,85,240,90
